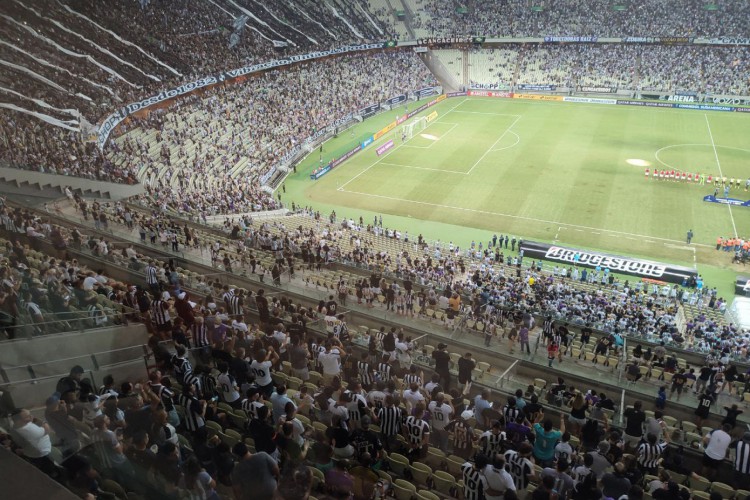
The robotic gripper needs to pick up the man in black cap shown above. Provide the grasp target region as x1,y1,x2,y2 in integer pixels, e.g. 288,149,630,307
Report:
432,343,450,390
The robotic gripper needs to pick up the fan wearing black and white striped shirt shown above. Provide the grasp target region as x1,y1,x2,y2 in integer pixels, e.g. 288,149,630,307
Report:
150,291,172,333
503,399,522,424
191,317,210,349
375,394,403,452
404,403,430,460
504,443,536,490
403,365,423,389
357,353,374,390
227,289,244,319
376,354,392,383
241,387,265,420
178,383,205,433
734,432,750,488
637,432,669,473
480,420,506,457
171,345,192,385
462,454,488,500
145,262,159,293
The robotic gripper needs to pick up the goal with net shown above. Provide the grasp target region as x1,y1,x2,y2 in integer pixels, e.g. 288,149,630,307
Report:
402,116,428,140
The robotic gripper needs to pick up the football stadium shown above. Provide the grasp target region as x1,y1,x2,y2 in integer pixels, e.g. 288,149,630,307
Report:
1,1,750,499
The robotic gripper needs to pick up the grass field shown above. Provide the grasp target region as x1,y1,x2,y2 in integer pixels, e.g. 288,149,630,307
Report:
282,96,750,298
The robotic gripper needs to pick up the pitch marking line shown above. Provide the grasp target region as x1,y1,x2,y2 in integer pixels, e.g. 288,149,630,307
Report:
466,115,522,174
705,113,738,237
379,161,467,174
450,110,522,117
654,143,750,170
489,131,520,152
337,98,469,191
337,188,713,248
401,123,459,149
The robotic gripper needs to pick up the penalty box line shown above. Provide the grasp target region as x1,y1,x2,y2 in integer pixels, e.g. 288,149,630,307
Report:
378,161,468,174
337,98,469,191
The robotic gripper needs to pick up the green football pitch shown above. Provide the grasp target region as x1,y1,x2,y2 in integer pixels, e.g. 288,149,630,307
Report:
282,96,750,297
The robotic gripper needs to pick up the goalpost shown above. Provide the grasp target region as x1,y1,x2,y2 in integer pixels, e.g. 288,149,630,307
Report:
402,116,428,140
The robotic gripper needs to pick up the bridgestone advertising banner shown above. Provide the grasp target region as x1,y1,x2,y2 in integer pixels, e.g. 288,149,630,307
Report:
519,241,697,284
577,85,616,93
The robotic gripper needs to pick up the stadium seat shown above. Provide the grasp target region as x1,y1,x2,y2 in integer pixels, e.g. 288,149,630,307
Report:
393,479,417,500
410,461,432,486
690,475,711,491
228,410,248,430
711,482,734,499
220,429,242,448
426,447,446,470
447,454,464,477
388,452,410,477
681,421,698,433
662,416,678,428
685,432,702,448
309,466,324,491
282,361,292,375
433,470,457,496
417,490,439,500
205,420,223,437
100,479,127,500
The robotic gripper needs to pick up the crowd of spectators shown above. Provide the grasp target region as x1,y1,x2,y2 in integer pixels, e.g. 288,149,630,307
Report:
105,50,436,216
2,190,750,498
469,44,747,94
405,0,750,38
2,0,750,198
4,256,750,499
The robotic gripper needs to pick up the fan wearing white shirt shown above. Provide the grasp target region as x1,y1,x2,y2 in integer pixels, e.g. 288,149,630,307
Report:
318,343,346,384
217,362,241,408
483,455,516,500
402,383,425,413
250,348,279,398
272,324,289,358
428,393,454,450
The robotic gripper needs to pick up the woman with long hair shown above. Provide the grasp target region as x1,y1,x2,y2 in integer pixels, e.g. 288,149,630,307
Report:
568,392,589,437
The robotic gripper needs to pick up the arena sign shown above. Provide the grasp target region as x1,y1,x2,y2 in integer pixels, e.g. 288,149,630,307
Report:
519,241,697,284
96,42,386,150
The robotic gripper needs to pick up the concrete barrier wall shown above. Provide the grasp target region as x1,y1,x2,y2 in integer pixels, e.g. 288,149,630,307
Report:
0,325,148,381
1,360,148,410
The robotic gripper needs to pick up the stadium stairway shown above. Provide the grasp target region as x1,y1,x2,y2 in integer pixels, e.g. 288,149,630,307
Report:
0,167,145,201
